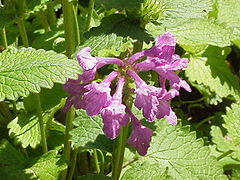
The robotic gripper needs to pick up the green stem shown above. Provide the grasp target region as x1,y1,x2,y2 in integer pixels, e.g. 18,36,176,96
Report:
35,94,48,153
98,149,105,174
0,27,8,48
79,151,89,175
181,97,206,104
62,0,75,57
112,125,129,180
47,1,56,25
17,17,29,47
67,148,78,180
195,116,215,129
39,10,51,32
61,106,75,180
86,0,94,31
93,149,100,174
216,150,233,161
73,4,80,45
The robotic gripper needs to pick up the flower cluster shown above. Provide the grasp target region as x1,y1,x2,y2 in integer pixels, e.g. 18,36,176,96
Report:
63,32,191,155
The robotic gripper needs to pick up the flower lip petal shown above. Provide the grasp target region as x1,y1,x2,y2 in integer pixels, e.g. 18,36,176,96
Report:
126,109,153,156
77,47,98,70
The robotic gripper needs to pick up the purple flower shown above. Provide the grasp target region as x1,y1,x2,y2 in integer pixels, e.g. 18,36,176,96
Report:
101,77,129,139
82,71,119,116
63,76,89,112
77,47,124,82
128,32,176,63
63,32,192,155
130,33,191,92
127,109,153,156
156,90,178,125
127,70,161,122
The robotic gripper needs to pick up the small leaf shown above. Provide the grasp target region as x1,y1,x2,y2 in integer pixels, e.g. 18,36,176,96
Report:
147,19,231,53
160,0,213,25
211,126,230,153
0,139,28,180
23,83,67,113
0,47,81,101
25,150,67,180
8,108,59,148
213,103,240,159
70,110,113,152
185,46,240,99
32,30,65,51
94,0,144,10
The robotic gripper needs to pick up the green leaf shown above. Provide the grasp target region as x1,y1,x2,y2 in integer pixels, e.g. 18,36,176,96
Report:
70,109,113,152
0,47,81,101
123,120,227,180
79,33,128,56
25,150,67,179
159,0,212,25
185,46,240,99
32,30,65,51
209,145,240,168
213,103,240,159
78,174,111,180
147,19,231,53
26,0,50,13
121,161,172,180
215,0,240,30
23,83,67,113
94,0,144,10
8,107,59,148
0,139,28,180
79,14,153,56
211,126,230,152
48,121,65,150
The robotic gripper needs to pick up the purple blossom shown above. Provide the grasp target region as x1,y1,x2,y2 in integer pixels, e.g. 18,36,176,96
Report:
77,47,124,82
63,76,89,112
131,33,191,92
82,71,119,116
127,70,161,122
127,109,153,156
101,77,129,139
63,32,192,156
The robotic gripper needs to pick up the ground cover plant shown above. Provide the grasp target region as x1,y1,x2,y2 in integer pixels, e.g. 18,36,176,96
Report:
0,0,240,179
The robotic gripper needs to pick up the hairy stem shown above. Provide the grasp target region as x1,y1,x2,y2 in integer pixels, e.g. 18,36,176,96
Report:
35,94,48,153
62,0,75,57
67,148,78,180
112,125,129,180
47,1,56,25
73,4,80,45
195,116,215,129
86,0,94,31
17,17,29,47
0,27,8,48
61,106,75,179
39,9,51,32
93,149,100,174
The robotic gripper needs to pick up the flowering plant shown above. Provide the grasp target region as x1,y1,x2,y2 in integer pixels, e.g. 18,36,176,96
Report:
64,32,191,155
0,0,239,179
